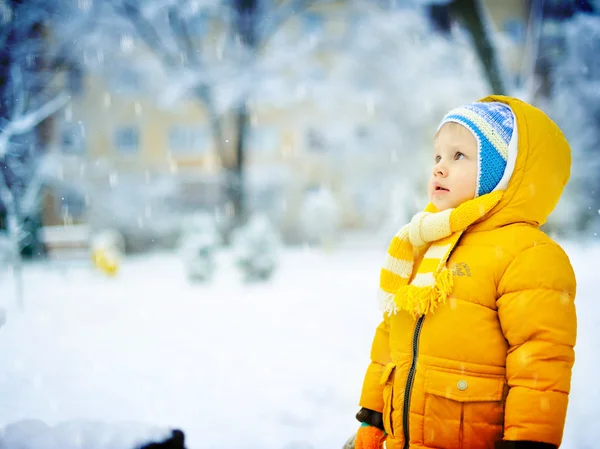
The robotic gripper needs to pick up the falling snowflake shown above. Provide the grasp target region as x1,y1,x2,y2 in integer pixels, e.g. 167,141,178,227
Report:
78,0,93,11
109,171,119,187
0,2,13,24
120,34,134,53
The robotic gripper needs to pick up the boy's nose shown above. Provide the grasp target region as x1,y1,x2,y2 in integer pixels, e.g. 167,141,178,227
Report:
433,163,447,177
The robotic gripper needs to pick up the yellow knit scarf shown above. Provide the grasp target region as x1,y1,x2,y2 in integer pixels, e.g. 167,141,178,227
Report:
378,191,503,318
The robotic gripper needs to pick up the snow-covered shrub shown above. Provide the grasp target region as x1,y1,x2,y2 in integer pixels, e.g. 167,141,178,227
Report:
232,214,280,282
179,212,221,282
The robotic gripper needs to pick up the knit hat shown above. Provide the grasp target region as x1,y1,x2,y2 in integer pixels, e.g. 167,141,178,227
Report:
439,101,515,197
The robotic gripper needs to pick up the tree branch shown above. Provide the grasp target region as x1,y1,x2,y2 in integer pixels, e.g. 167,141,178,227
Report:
109,0,180,68
258,0,327,48
167,5,202,67
10,66,25,120
18,2,101,102
0,92,70,158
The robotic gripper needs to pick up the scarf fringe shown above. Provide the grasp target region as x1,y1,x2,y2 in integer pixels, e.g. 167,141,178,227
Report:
389,267,454,319
378,192,503,320
378,291,397,316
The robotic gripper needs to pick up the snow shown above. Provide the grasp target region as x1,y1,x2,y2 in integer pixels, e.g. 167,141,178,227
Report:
0,240,598,449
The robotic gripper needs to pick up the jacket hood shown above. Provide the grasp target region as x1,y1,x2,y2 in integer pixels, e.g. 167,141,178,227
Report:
471,95,571,231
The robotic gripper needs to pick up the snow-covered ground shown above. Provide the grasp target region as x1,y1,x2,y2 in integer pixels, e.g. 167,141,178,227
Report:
0,240,597,449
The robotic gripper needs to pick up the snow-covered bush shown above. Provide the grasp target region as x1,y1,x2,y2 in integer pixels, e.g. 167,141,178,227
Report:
232,214,280,282
179,212,221,282
299,187,341,247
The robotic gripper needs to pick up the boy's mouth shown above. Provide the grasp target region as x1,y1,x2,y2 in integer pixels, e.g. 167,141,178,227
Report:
435,185,450,192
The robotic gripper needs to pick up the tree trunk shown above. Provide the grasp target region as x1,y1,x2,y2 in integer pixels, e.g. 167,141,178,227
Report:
192,86,244,230
0,165,24,309
193,88,247,231
227,0,257,227
231,101,249,225
449,0,508,95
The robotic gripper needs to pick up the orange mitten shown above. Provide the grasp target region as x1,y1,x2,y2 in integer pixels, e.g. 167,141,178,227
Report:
355,424,386,449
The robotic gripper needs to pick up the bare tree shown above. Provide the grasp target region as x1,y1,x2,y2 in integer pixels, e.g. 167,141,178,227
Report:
0,0,84,305
103,0,324,227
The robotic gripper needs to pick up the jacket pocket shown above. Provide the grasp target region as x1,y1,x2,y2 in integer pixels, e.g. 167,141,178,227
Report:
423,367,505,449
380,363,396,439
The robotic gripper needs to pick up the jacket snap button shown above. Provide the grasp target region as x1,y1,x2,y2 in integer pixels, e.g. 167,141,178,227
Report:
457,380,468,391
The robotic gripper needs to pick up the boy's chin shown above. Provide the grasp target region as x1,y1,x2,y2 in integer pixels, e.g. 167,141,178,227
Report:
431,199,450,212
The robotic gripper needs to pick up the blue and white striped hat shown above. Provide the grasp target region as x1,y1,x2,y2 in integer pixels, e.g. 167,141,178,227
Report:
439,101,515,197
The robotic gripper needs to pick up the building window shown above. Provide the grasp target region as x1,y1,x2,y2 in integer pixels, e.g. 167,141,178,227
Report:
115,127,139,154
306,128,326,152
110,69,142,95
168,126,209,155
61,123,86,154
356,126,370,141
246,127,279,153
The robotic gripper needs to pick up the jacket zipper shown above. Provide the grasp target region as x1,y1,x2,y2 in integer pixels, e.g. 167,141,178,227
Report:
402,315,425,449
459,403,464,447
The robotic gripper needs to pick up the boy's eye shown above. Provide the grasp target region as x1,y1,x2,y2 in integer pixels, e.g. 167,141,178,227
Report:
434,155,441,163
454,152,465,160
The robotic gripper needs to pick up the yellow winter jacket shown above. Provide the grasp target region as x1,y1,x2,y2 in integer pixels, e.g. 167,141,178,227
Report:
359,95,577,449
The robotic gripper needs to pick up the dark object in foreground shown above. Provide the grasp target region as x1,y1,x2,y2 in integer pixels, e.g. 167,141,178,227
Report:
137,430,186,449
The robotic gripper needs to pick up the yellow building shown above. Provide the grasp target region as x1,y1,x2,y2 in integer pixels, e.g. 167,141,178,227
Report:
44,0,531,243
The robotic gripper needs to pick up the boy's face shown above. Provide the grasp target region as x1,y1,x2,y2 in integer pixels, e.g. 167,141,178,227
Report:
428,123,478,211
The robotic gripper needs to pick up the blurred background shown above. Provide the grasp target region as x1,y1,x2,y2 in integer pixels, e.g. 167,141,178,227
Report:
0,1,599,448
1,0,599,260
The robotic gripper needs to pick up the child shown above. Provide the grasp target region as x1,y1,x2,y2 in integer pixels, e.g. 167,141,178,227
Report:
353,96,577,449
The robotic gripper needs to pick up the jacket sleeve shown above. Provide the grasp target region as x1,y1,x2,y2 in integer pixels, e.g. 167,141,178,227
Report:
497,243,577,446
359,318,392,413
